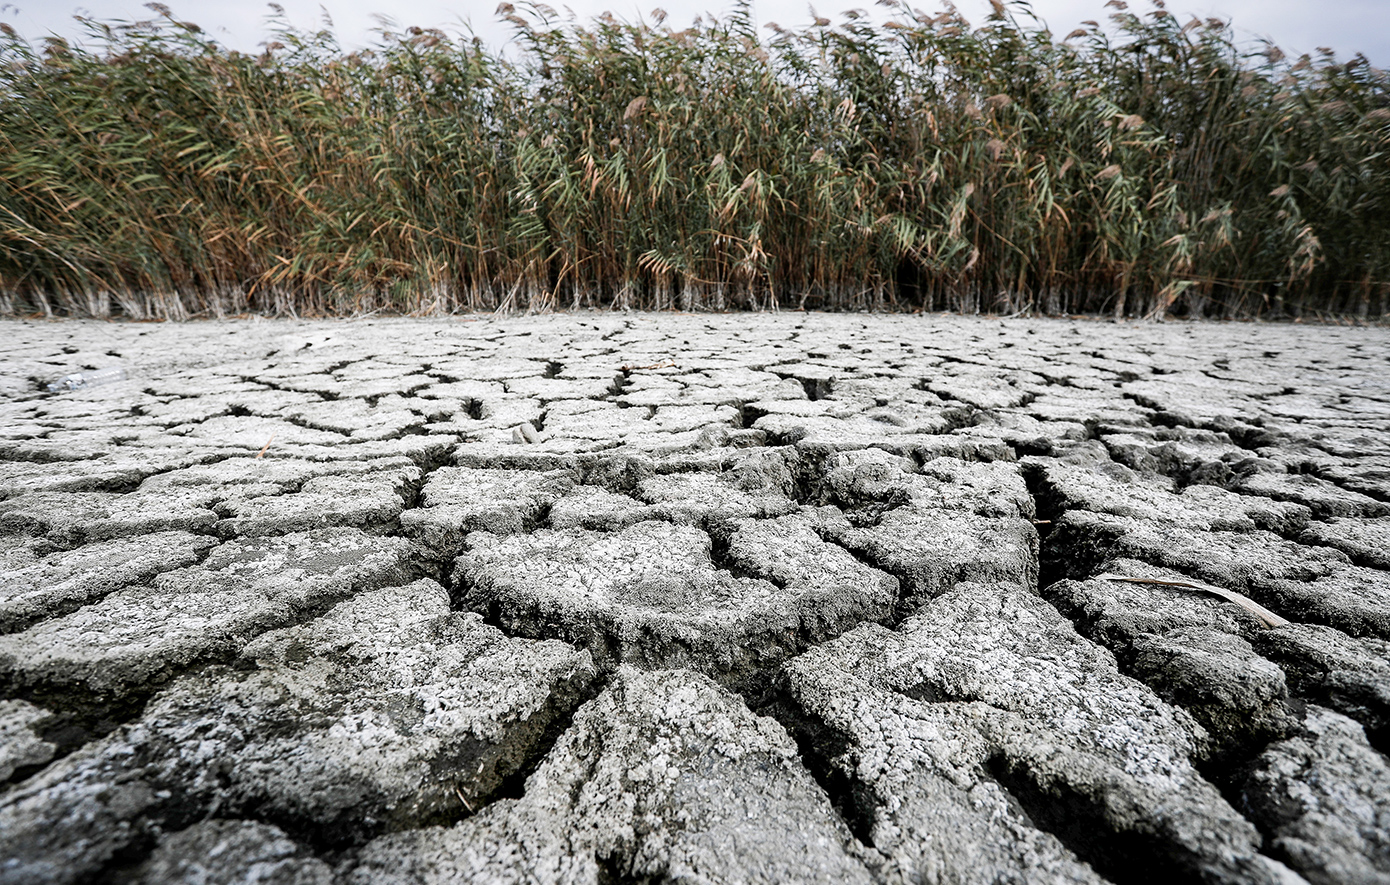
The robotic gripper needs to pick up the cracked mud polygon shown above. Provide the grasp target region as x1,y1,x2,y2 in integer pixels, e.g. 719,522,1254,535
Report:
1,314,1388,885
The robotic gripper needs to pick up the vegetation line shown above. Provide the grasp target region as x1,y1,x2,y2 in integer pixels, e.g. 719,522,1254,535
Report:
0,0,1386,319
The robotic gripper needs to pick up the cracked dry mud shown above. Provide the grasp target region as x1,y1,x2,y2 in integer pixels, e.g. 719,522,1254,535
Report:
1,314,1388,885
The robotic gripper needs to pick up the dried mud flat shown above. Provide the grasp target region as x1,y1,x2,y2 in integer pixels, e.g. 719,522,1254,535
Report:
1,313,1388,885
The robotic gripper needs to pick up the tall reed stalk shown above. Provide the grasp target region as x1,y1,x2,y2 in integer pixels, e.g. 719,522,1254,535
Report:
1,0,1386,318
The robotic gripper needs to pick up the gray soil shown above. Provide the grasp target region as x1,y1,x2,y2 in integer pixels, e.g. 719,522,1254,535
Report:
0,313,1388,885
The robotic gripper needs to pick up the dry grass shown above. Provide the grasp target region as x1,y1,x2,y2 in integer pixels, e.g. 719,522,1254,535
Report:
0,1,1386,319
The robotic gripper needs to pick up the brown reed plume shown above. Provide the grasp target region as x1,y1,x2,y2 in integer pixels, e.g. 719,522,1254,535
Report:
0,1,1386,319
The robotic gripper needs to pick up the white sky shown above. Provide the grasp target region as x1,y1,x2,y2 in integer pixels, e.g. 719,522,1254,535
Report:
4,0,1387,66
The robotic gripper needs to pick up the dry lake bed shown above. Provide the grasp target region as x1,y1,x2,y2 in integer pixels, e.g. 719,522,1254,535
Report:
1,313,1388,885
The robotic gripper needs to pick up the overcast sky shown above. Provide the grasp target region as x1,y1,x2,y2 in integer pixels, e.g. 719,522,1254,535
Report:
4,0,1387,67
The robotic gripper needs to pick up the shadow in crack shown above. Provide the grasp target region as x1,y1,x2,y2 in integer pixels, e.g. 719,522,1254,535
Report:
752,682,880,850
986,754,1203,885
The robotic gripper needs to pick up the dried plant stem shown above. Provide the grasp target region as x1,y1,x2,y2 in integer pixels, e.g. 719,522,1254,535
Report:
0,2,1385,318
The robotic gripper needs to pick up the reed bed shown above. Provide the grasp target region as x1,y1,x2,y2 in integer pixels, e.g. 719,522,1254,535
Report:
1,1,1386,319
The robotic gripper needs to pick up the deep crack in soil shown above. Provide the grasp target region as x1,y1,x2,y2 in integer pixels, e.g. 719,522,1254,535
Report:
1,314,1388,885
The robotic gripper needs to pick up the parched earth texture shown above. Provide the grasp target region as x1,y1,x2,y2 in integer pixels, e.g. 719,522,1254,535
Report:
1,312,1388,885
